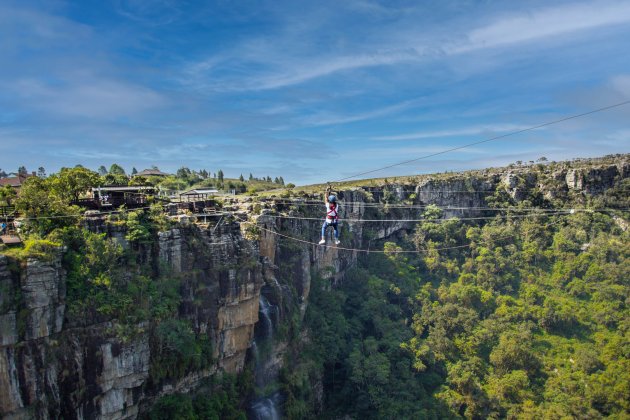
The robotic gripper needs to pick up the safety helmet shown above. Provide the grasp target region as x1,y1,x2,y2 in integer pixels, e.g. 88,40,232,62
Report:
328,195,337,203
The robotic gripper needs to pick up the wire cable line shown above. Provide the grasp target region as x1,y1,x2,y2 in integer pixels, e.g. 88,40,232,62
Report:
259,199,628,212
14,206,156,220
258,210,578,224
333,100,630,182
240,215,567,254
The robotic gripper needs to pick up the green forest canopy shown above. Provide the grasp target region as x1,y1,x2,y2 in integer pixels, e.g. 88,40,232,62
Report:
293,209,629,419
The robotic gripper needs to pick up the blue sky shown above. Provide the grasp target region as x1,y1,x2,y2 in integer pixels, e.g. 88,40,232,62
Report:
1,0,629,185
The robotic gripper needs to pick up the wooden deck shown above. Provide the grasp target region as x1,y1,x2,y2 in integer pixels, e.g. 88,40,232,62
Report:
0,234,22,245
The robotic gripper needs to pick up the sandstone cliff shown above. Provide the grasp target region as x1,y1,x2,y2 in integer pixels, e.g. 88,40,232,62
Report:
0,221,264,419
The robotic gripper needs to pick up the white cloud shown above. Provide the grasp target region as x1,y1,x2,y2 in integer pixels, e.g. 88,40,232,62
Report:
610,75,630,97
0,4,93,53
451,1,630,53
11,77,165,119
113,0,182,25
301,98,423,126
186,48,423,92
371,124,536,141
606,129,630,142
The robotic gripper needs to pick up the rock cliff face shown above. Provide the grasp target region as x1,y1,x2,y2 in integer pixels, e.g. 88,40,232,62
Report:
1,155,627,419
0,221,264,419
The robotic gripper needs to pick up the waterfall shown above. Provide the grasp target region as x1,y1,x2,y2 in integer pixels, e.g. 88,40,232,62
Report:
258,295,274,340
249,294,282,420
250,393,282,420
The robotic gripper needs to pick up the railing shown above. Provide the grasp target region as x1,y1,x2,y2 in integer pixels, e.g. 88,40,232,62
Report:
4,199,219,224
0,205,16,219
72,196,151,210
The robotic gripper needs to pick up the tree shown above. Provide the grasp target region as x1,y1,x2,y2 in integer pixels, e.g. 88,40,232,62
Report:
15,177,77,235
148,394,196,420
489,329,540,376
217,170,224,183
0,185,17,206
109,164,126,175
0,169,7,178
49,167,101,202
102,172,129,186
278,176,285,186
125,211,151,243
422,204,443,220
18,166,27,176
176,167,191,179
249,173,253,181
274,177,280,184
37,167,46,178
98,165,108,176
129,176,148,186
131,167,138,175
239,174,244,182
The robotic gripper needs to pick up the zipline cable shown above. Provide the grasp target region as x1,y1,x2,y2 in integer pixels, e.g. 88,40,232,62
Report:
333,100,630,182
12,206,157,221
239,215,568,254
258,211,578,223
257,200,629,212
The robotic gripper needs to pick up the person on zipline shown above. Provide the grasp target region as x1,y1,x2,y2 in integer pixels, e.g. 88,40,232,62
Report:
319,186,340,245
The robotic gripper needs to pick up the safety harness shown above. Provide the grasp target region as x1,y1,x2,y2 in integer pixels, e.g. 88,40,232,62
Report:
326,203,338,223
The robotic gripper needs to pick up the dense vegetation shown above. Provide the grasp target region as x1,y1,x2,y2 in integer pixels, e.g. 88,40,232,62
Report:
287,206,629,419
146,375,248,420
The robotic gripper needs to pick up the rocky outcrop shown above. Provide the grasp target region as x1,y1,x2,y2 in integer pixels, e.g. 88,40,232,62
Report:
564,163,625,194
22,256,66,341
0,221,264,419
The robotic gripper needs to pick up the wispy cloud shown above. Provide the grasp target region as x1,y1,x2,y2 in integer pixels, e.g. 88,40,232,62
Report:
611,75,630,97
371,124,537,141
451,1,630,53
0,4,92,47
254,50,422,91
300,98,424,126
7,76,165,119
113,0,183,25
182,48,424,92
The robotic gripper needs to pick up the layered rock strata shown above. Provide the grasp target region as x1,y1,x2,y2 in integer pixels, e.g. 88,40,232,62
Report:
0,222,264,419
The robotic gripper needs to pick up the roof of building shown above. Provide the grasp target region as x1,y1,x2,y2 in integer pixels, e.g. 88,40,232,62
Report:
0,174,33,188
136,169,170,177
91,186,156,192
180,188,219,195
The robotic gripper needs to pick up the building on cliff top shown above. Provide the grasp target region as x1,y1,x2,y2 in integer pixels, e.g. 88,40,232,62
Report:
87,185,157,209
0,172,36,192
180,188,219,202
135,168,170,177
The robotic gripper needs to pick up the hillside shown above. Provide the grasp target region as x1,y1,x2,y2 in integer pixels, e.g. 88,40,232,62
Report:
0,154,628,419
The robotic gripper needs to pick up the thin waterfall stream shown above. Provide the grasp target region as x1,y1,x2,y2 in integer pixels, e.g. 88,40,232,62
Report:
248,294,282,420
